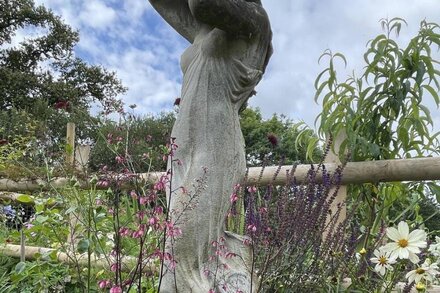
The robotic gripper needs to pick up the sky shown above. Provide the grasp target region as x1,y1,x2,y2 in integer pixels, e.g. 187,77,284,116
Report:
33,0,440,130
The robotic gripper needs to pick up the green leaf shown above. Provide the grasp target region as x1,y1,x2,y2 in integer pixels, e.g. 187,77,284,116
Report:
314,81,329,103
16,194,34,203
35,215,49,224
77,239,90,254
428,183,440,203
422,84,440,106
415,61,426,85
306,137,320,162
15,262,26,274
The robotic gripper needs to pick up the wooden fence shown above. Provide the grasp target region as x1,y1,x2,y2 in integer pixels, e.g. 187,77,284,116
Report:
1,123,440,281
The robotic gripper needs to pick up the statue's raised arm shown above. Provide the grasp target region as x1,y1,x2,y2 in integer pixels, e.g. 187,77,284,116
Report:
148,1,272,292
149,0,270,41
148,0,200,42
188,0,270,36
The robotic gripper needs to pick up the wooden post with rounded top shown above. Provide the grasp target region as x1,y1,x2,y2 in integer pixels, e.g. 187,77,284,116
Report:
65,122,79,246
324,131,347,236
66,122,76,167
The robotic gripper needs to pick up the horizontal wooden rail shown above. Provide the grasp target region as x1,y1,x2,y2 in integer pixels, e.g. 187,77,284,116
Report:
247,156,440,186
0,244,155,273
0,157,439,193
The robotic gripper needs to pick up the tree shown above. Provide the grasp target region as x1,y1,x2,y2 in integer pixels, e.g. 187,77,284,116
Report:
0,0,127,170
88,112,176,173
0,0,126,112
314,17,440,250
240,107,320,166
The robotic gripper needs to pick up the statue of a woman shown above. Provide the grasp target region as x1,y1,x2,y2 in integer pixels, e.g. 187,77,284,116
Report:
148,1,272,291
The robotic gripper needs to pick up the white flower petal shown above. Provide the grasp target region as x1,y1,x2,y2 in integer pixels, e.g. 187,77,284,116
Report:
408,229,427,242
408,252,420,264
409,240,427,249
382,242,398,252
399,247,409,259
406,245,421,254
398,221,409,238
406,271,416,284
386,227,401,242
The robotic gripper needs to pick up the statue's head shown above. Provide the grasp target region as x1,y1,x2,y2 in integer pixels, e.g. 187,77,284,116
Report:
246,0,262,4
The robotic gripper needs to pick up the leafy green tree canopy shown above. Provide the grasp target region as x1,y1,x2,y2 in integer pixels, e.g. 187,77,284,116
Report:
0,0,126,112
240,107,320,166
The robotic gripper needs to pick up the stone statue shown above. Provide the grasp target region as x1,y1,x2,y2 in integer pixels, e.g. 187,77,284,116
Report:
148,0,272,291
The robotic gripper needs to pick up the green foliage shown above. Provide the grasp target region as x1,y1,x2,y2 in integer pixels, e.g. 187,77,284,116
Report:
313,17,440,280
6,260,80,293
0,0,126,112
240,107,320,166
315,18,440,161
0,0,126,174
89,112,175,173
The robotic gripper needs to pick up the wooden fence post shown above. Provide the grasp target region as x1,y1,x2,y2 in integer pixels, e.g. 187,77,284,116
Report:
325,132,347,233
66,122,78,246
66,122,76,167
75,145,91,172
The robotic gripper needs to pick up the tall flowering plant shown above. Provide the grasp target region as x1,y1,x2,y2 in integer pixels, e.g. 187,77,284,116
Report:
361,221,440,292
226,145,361,292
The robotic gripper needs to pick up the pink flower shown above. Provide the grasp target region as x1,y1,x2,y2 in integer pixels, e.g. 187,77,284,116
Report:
110,286,122,293
163,252,172,261
154,206,163,215
259,207,268,214
132,229,144,238
98,280,110,289
247,186,257,193
247,224,257,232
110,263,120,272
119,227,130,237
139,197,148,205
149,217,158,226
243,238,252,246
166,222,182,237
225,252,237,259
97,180,109,188
230,193,238,203
130,191,138,199
115,155,125,164
168,260,177,270
154,176,168,191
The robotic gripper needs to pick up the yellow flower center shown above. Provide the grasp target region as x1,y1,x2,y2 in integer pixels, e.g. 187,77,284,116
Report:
416,282,426,291
416,268,426,274
398,239,409,248
379,256,387,265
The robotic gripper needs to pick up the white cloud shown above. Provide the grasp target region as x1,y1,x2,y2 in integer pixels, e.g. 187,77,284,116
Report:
122,0,151,21
35,0,440,131
79,0,117,30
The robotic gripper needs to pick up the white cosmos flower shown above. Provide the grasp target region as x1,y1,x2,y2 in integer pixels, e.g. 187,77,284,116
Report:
370,248,397,276
405,258,439,284
382,221,427,264
428,236,440,257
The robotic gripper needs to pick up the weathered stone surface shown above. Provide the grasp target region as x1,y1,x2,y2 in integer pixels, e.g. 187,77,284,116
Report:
148,0,272,291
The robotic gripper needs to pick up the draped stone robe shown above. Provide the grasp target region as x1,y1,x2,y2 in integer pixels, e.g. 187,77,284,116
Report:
148,1,272,291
